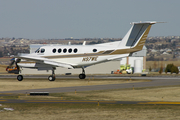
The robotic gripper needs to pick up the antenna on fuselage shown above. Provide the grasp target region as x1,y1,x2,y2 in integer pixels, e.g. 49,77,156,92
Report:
83,41,86,45
68,41,71,45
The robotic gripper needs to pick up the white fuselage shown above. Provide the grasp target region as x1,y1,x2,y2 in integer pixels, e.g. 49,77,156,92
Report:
18,41,129,69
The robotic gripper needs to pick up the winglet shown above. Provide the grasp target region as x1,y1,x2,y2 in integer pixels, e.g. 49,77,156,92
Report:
83,41,86,45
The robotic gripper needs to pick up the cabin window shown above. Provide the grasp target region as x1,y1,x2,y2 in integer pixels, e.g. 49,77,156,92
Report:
93,49,97,52
41,48,45,53
68,48,72,53
74,48,78,53
58,48,62,53
63,48,67,53
52,48,56,53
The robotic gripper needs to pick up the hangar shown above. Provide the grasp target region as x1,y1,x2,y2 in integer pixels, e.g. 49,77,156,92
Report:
20,44,146,75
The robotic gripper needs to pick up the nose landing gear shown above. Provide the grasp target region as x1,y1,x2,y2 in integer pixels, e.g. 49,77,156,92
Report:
6,58,20,74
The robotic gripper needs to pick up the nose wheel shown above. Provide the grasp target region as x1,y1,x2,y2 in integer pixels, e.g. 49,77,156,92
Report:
79,67,86,79
17,75,23,81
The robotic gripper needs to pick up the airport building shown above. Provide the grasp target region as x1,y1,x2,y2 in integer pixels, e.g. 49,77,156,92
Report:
120,46,147,73
20,44,147,75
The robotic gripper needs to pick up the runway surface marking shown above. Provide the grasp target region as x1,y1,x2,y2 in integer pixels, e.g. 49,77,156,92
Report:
139,102,180,105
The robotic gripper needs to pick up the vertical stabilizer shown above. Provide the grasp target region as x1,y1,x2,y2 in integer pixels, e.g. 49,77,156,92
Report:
118,22,156,51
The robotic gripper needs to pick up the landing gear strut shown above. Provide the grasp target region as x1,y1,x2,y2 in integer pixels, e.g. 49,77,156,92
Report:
79,67,86,79
48,68,56,81
12,58,23,81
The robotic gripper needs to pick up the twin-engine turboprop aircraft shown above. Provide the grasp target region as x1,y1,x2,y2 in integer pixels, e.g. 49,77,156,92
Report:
14,21,157,81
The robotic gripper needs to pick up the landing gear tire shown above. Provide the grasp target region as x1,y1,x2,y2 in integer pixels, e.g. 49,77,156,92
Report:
17,75,23,81
79,74,86,79
48,75,55,81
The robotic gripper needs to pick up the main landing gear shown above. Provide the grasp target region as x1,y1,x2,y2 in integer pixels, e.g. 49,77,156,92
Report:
79,67,86,79
48,68,56,81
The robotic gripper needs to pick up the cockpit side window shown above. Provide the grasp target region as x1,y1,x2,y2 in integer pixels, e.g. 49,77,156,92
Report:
41,48,45,53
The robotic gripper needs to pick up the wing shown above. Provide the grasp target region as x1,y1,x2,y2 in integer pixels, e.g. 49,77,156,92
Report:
16,55,74,69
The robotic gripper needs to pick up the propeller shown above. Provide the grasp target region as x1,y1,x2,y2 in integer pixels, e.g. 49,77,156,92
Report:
6,58,21,73
8,58,15,67
15,58,21,70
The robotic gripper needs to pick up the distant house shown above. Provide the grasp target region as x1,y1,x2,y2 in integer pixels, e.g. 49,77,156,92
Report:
166,49,172,53
151,49,157,53
160,49,165,52
162,52,169,55
176,45,180,49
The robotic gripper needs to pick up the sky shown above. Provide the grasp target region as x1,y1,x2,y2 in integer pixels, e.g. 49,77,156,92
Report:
0,0,179,39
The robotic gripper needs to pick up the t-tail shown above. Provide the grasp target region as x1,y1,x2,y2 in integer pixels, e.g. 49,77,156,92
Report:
118,21,157,52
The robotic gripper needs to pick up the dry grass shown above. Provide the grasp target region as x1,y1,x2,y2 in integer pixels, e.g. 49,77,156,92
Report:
0,104,180,120
0,79,143,92
0,58,11,62
63,86,180,102
0,65,8,73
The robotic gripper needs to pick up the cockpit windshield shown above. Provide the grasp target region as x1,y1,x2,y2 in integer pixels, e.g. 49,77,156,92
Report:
35,48,45,53
35,48,40,53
